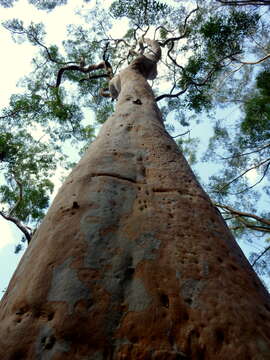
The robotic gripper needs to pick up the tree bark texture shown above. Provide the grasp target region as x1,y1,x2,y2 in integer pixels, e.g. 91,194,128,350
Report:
0,44,270,360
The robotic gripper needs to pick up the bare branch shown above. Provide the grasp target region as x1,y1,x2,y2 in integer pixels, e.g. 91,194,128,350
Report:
215,203,270,227
217,157,270,192
155,87,188,102
0,211,32,243
217,0,270,5
173,130,191,138
161,7,199,47
252,246,270,267
231,53,270,65
220,143,270,160
53,61,110,88
28,32,75,65
215,63,244,90
9,175,23,216
233,160,270,195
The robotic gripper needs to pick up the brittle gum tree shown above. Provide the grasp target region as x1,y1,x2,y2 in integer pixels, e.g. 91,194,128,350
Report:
0,1,270,359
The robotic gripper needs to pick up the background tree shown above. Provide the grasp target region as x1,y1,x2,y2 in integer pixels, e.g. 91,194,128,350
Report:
202,0,270,277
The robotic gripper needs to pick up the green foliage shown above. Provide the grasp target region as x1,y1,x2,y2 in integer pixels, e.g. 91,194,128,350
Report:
110,0,170,26
0,0,16,7
96,102,114,124
175,8,260,114
3,19,46,45
0,130,58,223
200,10,259,56
187,88,212,113
177,137,200,166
241,69,270,143
159,27,169,40
0,0,68,11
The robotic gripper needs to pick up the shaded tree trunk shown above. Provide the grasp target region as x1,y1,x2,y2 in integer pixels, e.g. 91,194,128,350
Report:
0,41,270,360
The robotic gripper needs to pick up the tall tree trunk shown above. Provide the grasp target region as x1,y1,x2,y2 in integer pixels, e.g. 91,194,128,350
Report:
0,41,270,360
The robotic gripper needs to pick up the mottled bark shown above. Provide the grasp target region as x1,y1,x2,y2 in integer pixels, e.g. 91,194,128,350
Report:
0,41,270,360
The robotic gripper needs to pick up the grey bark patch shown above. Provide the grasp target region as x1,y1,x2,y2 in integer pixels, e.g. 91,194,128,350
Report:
81,178,136,269
133,232,161,265
48,258,91,314
180,279,203,308
35,324,70,359
126,278,152,312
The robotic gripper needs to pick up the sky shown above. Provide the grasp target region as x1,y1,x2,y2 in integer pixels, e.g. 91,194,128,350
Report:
0,0,269,296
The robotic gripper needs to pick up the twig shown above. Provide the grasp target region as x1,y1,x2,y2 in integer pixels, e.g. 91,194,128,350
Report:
233,161,270,195
217,157,270,192
252,245,270,267
220,143,270,160
173,130,191,138
156,87,188,102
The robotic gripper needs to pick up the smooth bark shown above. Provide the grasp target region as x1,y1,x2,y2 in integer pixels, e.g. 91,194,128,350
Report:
0,41,270,360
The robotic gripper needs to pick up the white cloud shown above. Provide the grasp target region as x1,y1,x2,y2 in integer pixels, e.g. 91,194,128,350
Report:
0,218,16,249
245,168,259,183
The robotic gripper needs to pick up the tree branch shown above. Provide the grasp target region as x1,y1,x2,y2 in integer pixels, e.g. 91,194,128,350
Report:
161,7,199,47
9,175,23,216
215,203,270,227
0,211,32,243
217,157,270,192
27,31,75,65
220,143,270,160
233,160,270,195
217,0,270,5
173,130,191,138
231,53,270,65
53,61,111,88
251,245,270,267
155,87,188,102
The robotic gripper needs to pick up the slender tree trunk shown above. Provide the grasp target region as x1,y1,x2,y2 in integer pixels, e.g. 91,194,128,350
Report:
0,43,270,360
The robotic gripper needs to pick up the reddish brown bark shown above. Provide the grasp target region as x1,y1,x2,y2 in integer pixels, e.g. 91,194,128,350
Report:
0,42,270,360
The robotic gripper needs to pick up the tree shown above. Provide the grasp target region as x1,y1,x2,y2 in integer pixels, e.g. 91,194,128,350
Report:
202,1,270,275
0,0,262,249
1,33,270,359
0,0,269,287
